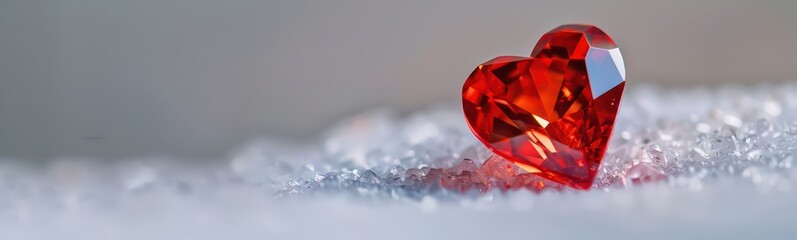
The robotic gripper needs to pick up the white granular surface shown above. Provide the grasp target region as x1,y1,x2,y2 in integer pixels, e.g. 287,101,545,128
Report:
2,83,797,240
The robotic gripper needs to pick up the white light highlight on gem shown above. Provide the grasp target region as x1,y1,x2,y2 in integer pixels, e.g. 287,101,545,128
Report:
586,48,625,97
609,48,626,80
533,114,550,127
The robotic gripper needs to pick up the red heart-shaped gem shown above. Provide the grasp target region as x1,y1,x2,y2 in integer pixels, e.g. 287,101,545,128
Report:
462,24,625,189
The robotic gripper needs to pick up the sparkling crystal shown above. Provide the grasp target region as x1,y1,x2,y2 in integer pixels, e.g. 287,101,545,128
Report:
462,24,625,189
421,168,449,187
339,172,359,182
625,163,667,186
406,168,427,179
442,170,482,193
358,170,381,185
383,166,408,186
446,159,479,175
478,155,519,186
510,174,563,192
458,144,494,164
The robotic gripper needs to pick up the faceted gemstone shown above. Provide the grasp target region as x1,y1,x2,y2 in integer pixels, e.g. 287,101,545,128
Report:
462,24,625,189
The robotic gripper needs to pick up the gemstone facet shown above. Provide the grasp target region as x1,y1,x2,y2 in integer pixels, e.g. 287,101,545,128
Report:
462,24,625,189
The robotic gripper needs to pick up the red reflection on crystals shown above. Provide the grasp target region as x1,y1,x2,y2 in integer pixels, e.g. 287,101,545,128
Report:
625,163,667,186
510,174,564,192
462,24,625,189
437,156,565,193
478,155,519,188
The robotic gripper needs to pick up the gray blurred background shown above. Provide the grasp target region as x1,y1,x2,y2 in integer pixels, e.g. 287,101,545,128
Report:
1,0,796,160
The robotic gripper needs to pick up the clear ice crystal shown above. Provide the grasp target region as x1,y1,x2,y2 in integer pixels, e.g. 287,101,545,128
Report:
358,170,381,185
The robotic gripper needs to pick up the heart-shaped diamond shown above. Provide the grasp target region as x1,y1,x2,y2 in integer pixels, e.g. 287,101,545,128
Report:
462,24,625,189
